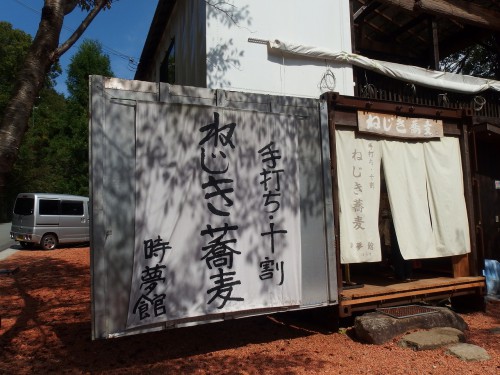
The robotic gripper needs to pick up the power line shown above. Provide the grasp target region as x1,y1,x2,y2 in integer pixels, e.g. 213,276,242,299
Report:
12,0,39,14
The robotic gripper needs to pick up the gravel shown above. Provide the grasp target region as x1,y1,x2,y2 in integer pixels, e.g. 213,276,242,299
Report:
0,247,498,374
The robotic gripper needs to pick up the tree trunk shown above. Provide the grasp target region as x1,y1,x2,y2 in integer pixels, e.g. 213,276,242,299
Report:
0,0,65,220
0,0,106,221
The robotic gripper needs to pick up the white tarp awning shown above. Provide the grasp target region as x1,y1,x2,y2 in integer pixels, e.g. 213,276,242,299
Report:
268,39,500,94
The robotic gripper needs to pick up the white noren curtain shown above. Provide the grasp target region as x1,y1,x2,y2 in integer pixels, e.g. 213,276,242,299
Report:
336,130,382,263
424,137,471,256
381,140,437,259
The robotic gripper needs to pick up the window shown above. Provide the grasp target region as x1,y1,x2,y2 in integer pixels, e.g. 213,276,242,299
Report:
39,200,59,215
61,201,84,216
14,198,34,215
160,38,175,84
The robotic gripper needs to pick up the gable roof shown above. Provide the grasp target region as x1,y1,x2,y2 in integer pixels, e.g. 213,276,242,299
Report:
135,0,500,80
135,0,176,80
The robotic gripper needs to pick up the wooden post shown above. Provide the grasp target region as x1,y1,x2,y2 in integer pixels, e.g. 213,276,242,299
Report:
431,17,440,70
326,93,344,293
452,255,470,278
460,115,478,276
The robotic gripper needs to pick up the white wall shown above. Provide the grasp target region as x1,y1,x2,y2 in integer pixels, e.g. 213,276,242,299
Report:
205,0,354,98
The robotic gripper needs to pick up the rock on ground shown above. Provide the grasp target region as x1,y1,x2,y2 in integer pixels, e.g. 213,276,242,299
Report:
398,327,465,350
354,306,468,344
446,343,491,361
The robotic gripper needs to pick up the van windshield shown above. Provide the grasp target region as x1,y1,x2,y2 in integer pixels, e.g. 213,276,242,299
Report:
14,197,34,215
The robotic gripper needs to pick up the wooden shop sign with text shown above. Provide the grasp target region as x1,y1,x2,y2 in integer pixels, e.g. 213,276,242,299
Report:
357,111,443,139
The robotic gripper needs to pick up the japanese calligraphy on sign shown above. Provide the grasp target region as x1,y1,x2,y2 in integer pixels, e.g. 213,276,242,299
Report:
258,141,287,286
127,102,302,330
358,111,443,139
199,112,243,309
336,129,382,264
131,235,171,321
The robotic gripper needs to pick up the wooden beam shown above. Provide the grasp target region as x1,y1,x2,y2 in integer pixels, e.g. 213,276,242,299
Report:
353,1,382,22
431,17,440,70
328,93,466,120
356,37,425,64
378,0,500,31
416,0,500,31
377,0,415,12
340,281,485,306
392,13,428,39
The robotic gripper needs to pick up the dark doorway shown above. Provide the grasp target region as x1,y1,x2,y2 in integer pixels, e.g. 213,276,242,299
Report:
472,125,500,262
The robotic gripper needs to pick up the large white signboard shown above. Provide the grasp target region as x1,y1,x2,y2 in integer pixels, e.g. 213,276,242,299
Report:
126,103,302,329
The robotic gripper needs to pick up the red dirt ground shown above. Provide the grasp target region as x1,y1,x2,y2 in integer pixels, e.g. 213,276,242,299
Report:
0,246,498,374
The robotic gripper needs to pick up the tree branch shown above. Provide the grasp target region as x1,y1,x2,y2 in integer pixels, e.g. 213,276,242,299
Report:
207,1,239,25
52,0,108,60
64,0,79,15
206,0,251,30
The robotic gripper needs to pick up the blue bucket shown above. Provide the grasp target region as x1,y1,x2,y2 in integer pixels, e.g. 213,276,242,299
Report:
483,259,500,295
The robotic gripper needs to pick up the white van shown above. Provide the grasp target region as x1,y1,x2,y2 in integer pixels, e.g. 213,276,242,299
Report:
10,193,90,250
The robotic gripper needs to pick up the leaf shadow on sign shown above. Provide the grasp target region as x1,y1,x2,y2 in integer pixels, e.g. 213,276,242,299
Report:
95,83,331,337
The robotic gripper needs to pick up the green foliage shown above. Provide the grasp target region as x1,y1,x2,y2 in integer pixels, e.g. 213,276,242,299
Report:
0,22,61,103
0,22,53,210
0,22,32,114
77,0,113,12
67,39,113,108
441,35,500,79
61,39,114,196
4,31,114,211
9,89,69,195
1,4,116,221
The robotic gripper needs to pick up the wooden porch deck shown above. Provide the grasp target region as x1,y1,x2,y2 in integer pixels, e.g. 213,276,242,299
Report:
339,273,485,316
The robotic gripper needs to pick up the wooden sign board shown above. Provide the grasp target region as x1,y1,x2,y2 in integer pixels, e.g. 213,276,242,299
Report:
357,111,443,139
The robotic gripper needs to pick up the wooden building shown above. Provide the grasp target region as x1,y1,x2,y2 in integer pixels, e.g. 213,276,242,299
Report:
338,0,500,313
133,0,500,317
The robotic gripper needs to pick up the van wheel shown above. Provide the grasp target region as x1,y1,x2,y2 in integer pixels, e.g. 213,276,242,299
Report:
41,234,58,250
20,241,35,249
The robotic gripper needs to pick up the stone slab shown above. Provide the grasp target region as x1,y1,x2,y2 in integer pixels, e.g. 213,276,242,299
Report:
446,343,491,361
398,327,465,350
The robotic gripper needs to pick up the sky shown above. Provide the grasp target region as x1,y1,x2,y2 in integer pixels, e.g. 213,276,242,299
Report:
0,0,159,96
